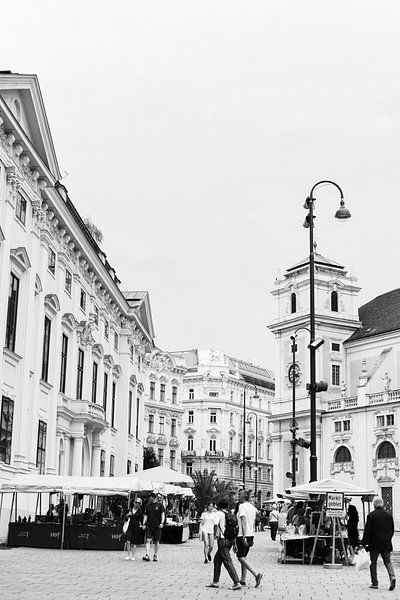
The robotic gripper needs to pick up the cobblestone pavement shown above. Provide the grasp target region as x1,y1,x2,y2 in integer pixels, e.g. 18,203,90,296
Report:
0,532,399,600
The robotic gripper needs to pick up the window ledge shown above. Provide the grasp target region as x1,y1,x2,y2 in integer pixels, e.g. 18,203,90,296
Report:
40,379,53,392
3,347,23,364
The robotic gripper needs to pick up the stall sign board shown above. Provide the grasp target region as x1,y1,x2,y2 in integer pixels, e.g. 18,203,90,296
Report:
326,492,345,517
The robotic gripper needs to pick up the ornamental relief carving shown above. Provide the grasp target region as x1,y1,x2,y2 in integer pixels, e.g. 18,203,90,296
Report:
77,316,96,348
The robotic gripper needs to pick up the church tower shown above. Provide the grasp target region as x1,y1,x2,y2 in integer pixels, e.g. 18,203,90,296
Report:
268,250,361,491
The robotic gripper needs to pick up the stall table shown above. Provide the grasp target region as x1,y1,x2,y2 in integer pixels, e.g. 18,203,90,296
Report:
161,523,189,544
279,533,315,564
8,522,64,549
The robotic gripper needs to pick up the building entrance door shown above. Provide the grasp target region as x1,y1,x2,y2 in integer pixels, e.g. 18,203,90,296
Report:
381,487,393,514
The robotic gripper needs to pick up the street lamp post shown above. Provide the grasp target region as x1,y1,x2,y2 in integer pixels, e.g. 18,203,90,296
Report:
246,411,259,500
303,180,351,481
242,386,259,491
290,336,297,488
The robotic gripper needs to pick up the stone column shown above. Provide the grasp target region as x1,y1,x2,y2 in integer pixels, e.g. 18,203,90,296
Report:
71,436,84,476
91,434,102,476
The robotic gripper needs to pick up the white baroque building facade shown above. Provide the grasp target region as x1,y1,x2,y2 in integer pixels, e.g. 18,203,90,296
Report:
171,349,275,504
269,252,400,526
0,72,184,493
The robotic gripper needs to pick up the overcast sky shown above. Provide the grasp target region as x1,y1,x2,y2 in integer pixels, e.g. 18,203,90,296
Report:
2,1,400,370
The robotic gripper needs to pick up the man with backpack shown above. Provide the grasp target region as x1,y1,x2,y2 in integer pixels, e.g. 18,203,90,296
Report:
206,498,241,590
235,491,263,588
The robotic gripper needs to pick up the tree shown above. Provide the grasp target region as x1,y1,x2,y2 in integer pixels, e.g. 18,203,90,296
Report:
192,469,216,515
213,478,238,509
84,217,103,244
143,447,159,470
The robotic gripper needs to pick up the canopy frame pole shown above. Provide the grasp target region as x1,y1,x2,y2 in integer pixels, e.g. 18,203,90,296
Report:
14,492,17,522
60,494,66,551
35,493,40,520
0,493,4,533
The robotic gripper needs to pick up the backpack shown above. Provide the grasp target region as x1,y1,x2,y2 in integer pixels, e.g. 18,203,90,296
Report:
224,511,239,540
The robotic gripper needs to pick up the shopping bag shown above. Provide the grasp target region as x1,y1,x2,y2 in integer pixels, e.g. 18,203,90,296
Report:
355,548,371,571
122,519,129,534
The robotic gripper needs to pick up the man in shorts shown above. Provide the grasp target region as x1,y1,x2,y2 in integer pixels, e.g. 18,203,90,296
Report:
142,492,165,562
235,490,262,588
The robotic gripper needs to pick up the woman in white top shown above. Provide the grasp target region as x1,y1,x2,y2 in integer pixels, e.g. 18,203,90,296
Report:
200,502,217,563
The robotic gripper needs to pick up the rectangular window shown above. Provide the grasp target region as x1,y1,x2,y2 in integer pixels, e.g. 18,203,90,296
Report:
128,390,133,435
171,418,176,437
65,269,72,294
189,388,194,400
136,397,140,439
91,362,98,404
230,412,234,425
0,397,14,464
331,364,340,386
36,420,47,474
170,450,176,470
160,383,166,402
110,455,115,477
158,448,164,466
209,392,219,397
114,332,119,351
100,450,105,477
93,306,99,326
104,321,109,340
5,273,19,352
331,342,340,352
210,410,217,423
59,334,68,393
48,248,56,275
343,419,351,431
386,414,395,426
188,410,194,424
186,462,193,476
159,416,165,434
80,289,86,312
111,382,116,428
150,381,155,400
41,317,51,382
76,349,84,399
127,459,132,474
377,415,385,428
334,421,341,433
148,414,154,433
15,192,27,225
172,386,177,404
103,372,108,411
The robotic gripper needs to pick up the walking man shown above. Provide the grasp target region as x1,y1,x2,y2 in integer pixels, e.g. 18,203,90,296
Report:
236,490,263,588
142,492,165,562
361,495,396,591
206,499,241,590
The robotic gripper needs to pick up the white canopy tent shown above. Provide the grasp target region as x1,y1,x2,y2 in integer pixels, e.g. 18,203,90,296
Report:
285,478,376,498
133,466,194,487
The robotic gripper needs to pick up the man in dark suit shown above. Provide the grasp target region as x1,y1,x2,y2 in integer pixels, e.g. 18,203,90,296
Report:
361,496,396,590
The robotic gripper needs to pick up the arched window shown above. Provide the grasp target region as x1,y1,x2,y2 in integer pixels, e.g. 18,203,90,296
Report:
291,292,297,313
378,441,396,460
331,290,338,312
210,437,216,452
334,445,351,463
187,436,193,451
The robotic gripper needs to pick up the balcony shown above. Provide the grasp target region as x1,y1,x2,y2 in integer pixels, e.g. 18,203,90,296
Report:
57,394,106,430
146,434,157,444
205,450,224,458
330,461,354,475
181,450,197,458
326,396,358,411
228,452,241,461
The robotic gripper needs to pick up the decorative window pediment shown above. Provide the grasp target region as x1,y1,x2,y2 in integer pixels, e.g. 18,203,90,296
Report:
137,383,144,394
0,225,5,242
35,274,43,296
112,364,122,379
92,343,104,359
103,354,114,369
61,312,78,331
44,293,60,316
10,246,31,272
130,374,138,386
171,378,179,387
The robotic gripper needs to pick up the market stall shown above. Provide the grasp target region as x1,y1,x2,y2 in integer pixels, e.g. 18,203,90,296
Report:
0,474,193,550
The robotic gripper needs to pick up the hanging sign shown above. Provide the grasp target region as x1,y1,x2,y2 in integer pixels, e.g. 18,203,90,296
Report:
326,492,345,517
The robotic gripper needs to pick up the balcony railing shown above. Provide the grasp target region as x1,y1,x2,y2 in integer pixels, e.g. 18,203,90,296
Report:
368,389,400,405
181,450,196,457
326,396,358,411
205,450,224,458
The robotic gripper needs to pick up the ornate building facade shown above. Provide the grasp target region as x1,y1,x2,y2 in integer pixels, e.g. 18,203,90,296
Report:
0,73,184,497
171,349,275,504
269,252,400,526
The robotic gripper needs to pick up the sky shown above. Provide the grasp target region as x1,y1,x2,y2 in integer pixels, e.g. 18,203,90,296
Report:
2,1,400,370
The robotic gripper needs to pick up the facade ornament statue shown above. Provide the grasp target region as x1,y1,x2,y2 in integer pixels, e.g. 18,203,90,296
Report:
340,381,347,399
78,314,96,348
382,372,391,391
31,199,47,226
148,352,169,372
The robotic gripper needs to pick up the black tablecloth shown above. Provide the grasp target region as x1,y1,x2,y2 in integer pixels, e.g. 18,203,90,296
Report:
8,523,63,548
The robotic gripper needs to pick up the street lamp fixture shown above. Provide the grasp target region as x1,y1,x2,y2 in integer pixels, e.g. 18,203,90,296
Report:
242,386,259,491
303,180,351,482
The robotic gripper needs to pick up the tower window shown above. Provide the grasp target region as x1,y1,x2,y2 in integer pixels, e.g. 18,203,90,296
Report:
331,291,338,312
291,292,297,314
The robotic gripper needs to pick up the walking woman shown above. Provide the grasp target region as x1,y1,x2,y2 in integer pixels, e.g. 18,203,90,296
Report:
123,497,144,561
346,504,359,556
200,502,217,563
269,504,279,541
